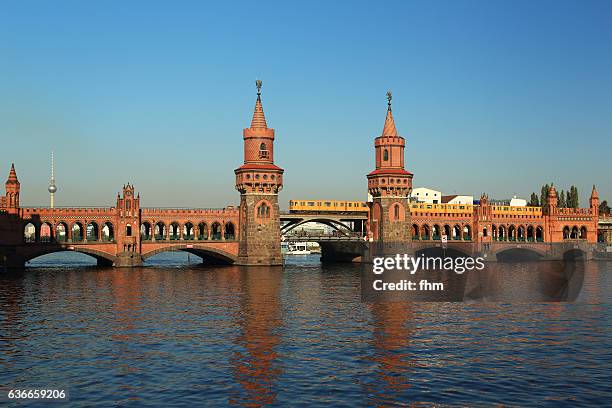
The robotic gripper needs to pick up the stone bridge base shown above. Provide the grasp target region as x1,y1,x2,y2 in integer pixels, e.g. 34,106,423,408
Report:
114,252,143,268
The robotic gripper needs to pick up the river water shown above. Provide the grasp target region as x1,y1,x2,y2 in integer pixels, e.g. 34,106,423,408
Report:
0,253,610,406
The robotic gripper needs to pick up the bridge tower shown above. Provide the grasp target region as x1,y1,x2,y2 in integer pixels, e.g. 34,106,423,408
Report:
114,183,143,267
590,185,599,216
3,164,20,215
235,80,284,265
367,92,413,243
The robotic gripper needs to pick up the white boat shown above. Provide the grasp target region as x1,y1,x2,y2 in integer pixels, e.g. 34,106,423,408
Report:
286,243,311,255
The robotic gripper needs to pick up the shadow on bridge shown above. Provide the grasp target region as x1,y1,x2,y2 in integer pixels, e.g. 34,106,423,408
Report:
141,243,237,265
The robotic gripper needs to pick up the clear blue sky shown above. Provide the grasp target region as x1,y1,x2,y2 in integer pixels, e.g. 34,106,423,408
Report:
1,0,611,209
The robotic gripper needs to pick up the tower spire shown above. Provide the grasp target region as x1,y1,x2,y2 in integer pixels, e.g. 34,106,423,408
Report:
48,151,57,208
6,163,18,184
250,79,268,129
382,90,398,137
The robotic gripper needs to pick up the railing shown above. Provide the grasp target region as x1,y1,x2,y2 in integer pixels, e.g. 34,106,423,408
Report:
23,237,116,244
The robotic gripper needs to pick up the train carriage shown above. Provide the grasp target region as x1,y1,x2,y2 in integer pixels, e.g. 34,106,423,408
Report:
289,200,369,214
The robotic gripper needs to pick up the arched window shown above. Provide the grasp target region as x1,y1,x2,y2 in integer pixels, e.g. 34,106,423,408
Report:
224,222,235,240
87,222,99,241
571,226,579,239
40,223,53,243
102,222,114,242
56,223,68,242
72,222,84,242
383,149,389,161
154,222,166,240
126,224,132,237
412,224,419,240
211,222,222,240
259,143,269,159
140,222,152,240
257,202,270,218
24,222,36,243
394,204,400,219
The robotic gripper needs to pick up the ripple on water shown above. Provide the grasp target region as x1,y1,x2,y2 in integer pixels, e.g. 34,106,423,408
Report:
0,253,610,406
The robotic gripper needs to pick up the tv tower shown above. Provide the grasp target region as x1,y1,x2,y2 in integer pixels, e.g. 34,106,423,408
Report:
48,151,57,208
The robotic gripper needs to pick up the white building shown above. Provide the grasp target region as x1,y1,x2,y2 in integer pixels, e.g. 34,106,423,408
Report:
442,195,474,205
411,187,442,204
510,196,527,207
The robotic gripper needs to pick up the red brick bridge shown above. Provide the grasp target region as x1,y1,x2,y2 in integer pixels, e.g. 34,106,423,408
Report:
0,85,604,268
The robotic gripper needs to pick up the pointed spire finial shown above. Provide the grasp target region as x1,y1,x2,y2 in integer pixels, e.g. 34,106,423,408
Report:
250,79,268,129
381,91,398,136
7,163,18,182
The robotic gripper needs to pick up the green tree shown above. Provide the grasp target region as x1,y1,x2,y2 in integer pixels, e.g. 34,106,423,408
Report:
529,192,539,206
599,200,610,215
559,190,566,208
541,184,550,207
569,185,579,208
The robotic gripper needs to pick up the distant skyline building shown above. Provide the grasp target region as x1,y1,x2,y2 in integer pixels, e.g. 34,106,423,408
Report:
411,187,442,204
48,151,57,208
442,195,474,205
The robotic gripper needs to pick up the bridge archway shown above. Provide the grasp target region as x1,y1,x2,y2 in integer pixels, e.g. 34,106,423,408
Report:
496,247,544,262
281,218,358,238
141,244,236,265
23,247,116,267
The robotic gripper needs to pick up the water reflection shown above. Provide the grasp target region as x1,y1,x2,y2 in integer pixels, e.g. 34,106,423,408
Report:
366,301,414,406
0,254,609,406
230,267,283,407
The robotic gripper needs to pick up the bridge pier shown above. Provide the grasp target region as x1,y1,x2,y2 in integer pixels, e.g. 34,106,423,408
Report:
0,253,25,270
114,251,143,268
319,241,367,263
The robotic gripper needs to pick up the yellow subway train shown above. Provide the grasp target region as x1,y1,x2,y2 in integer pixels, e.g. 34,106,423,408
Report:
289,200,369,214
